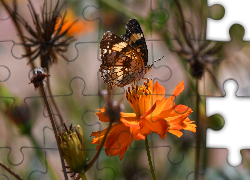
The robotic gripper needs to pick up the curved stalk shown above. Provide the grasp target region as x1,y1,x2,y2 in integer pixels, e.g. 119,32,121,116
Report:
45,65,65,133
84,121,112,172
39,82,69,180
0,161,24,180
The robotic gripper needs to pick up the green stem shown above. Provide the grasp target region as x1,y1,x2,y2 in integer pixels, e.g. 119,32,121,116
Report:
39,82,69,180
46,69,65,133
28,134,59,180
195,78,200,180
145,136,156,180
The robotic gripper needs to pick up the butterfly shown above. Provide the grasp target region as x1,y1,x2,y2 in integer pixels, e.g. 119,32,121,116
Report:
99,18,161,89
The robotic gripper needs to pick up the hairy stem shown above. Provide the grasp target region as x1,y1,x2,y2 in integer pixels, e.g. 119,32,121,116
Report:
195,78,200,180
39,82,69,180
45,66,65,133
145,136,156,180
0,161,24,180
48,76,64,128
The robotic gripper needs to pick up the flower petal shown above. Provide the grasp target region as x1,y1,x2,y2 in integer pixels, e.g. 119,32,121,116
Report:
146,118,169,139
153,81,166,102
172,81,185,97
95,108,109,122
136,133,146,140
55,9,95,36
120,118,140,129
168,129,183,137
105,125,133,160
151,82,184,116
91,123,121,148
183,118,197,133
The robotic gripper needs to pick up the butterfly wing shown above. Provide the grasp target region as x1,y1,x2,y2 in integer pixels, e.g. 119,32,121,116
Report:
121,18,148,67
100,31,145,89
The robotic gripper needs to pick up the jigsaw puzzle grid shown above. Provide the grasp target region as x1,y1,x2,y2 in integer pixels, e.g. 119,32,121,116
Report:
1,0,250,179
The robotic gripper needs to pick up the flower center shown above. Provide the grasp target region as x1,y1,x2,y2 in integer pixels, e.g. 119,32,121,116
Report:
126,81,152,117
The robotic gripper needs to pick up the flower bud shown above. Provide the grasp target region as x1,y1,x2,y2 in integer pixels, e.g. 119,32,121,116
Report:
59,123,86,174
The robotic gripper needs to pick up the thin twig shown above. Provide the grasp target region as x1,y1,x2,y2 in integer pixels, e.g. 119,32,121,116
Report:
0,0,35,69
84,120,112,172
39,81,69,180
0,161,24,180
205,67,223,96
195,79,200,180
174,0,194,51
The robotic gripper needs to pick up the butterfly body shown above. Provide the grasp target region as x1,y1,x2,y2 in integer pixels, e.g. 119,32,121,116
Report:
100,18,152,89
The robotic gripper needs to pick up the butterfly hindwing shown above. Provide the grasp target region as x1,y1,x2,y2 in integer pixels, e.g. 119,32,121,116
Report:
100,31,145,88
100,18,152,89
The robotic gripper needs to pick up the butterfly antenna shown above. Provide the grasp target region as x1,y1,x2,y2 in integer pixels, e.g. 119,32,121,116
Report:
154,56,164,63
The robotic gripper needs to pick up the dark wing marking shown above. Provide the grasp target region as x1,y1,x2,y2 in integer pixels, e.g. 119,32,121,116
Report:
121,18,148,66
100,31,145,89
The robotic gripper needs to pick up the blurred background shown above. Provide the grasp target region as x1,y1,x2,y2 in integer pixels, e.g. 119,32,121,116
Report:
0,0,250,179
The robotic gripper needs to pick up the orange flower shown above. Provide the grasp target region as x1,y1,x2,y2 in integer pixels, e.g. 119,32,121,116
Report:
91,80,196,160
55,9,95,36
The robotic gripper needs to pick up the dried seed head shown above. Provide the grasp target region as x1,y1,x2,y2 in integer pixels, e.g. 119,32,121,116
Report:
29,67,50,90
171,1,222,79
14,0,77,70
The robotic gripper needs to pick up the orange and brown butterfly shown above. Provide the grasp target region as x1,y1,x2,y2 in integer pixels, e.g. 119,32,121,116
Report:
99,18,162,89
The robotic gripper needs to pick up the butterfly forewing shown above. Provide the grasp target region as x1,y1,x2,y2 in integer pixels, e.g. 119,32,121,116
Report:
100,31,145,89
100,18,152,89
121,18,148,66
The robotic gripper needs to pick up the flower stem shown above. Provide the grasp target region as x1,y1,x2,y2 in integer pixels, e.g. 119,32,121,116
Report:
39,82,69,180
0,161,24,180
46,68,65,132
195,78,200,180
28,134,59,180
145,136,156,180
84,121,112,172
